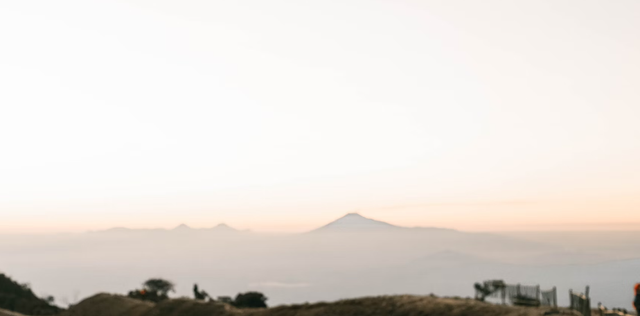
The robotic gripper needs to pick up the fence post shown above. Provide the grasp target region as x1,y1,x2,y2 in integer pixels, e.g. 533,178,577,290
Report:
553,286,557,308
569,290,574,309
586,297,592,316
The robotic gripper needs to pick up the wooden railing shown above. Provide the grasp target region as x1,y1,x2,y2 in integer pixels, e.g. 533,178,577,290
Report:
570,287,591,316
541,286,557,308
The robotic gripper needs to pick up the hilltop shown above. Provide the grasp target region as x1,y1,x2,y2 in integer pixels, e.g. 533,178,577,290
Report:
55,293,550,316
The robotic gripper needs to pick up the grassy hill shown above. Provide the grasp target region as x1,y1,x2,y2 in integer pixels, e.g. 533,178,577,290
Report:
57,293,552,316
0,274,61,315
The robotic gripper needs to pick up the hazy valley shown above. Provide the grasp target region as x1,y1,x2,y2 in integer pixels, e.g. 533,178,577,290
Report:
1,213,638,310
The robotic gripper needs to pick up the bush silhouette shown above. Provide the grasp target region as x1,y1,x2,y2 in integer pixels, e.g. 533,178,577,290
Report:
233,292,268,308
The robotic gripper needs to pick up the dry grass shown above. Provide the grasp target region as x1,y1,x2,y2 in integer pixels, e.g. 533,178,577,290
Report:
57,294,557,316
249,295,546,316
58,294,154,316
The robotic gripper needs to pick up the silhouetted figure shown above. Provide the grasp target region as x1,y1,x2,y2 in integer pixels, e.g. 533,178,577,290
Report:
193,284,208,301
634,283,640,316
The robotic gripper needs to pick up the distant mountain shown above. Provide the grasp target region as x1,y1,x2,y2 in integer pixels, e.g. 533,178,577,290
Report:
207,223,238,232
96,223,239,234
311,213,400,232
98,214,453,234
172,224,192,231
310,213,457,233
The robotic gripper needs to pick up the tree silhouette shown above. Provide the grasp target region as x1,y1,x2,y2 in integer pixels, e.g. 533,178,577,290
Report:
143,279,175,296
127,278,175,303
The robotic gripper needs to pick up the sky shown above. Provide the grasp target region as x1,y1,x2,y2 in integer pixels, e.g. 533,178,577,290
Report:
1,0,639,233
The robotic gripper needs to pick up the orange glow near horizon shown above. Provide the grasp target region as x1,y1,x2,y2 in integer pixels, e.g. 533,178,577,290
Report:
3,195,640,234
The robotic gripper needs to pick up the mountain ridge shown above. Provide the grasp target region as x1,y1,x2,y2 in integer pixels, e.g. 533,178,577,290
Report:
95,213,456,234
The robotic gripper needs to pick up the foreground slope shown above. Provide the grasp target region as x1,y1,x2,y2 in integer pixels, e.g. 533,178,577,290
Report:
62,293,551,316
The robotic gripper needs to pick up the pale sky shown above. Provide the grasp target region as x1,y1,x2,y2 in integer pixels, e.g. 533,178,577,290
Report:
1,0,639,233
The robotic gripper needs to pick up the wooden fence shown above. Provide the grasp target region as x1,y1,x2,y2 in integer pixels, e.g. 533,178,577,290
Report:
505,284,541,306
474,280,587,312
570,287,591,316
540,286,558,308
